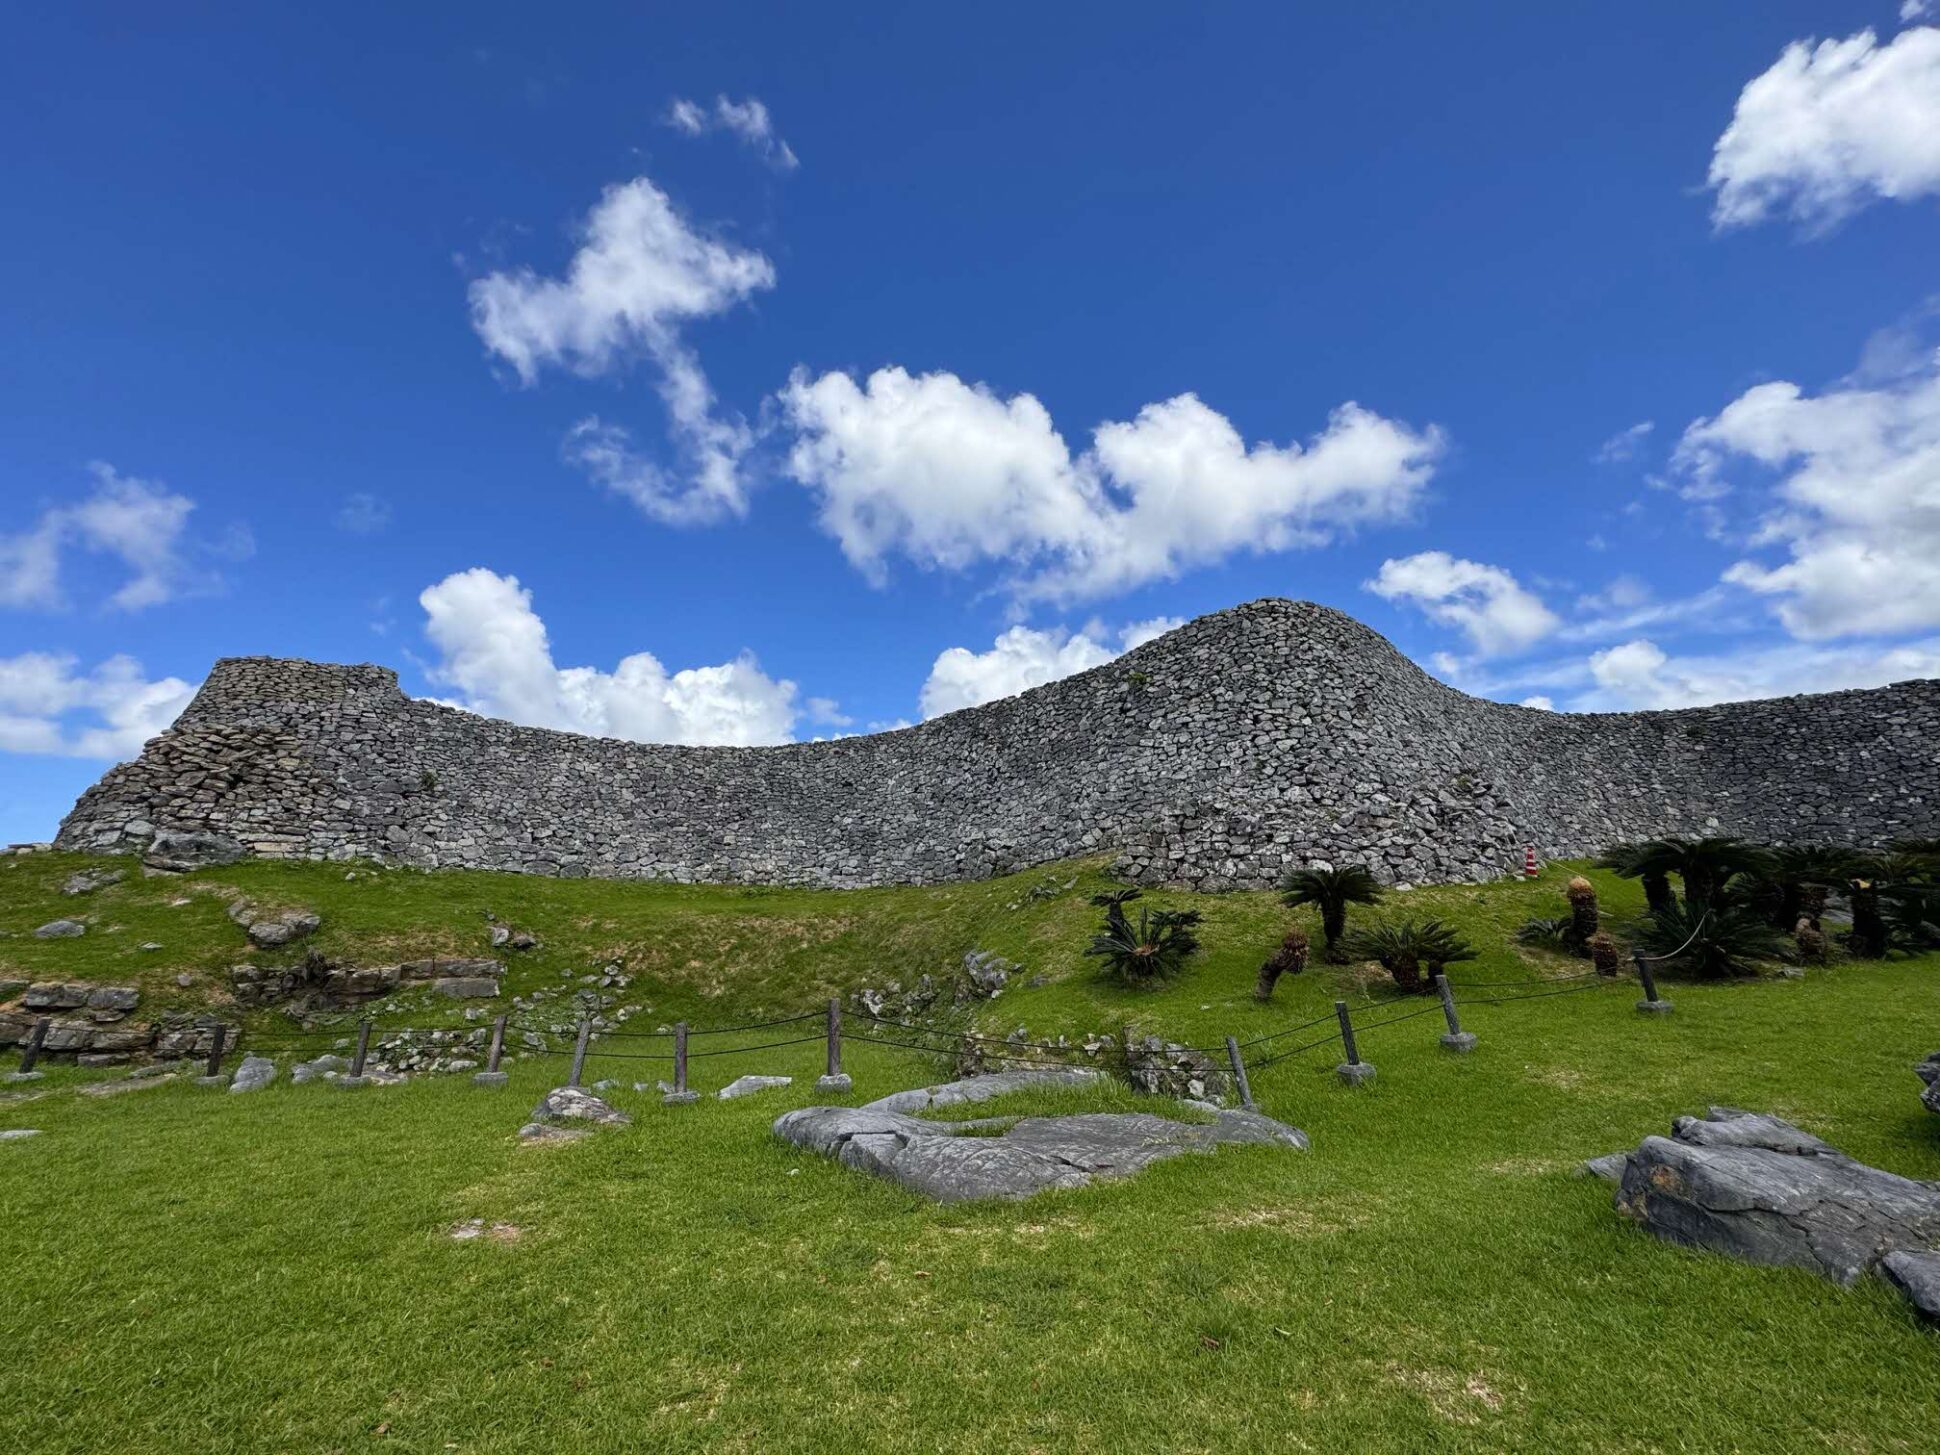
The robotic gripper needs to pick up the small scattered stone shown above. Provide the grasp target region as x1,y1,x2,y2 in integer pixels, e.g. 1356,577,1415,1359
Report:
4,1071,46,1084
1336,1061,1377,1087
1917,1051,1940,1117
33,919,86,939
1578,1152,1630,1182
530,1086,630,1127
718,1074,792,1100
62,868,124,896
815,1073,854,1094
229,1055,277,1093
246,911,321,949
1881,1249,1940,1324
1439,1031,1478,1054
1,1128,41,1141
473,1070,509,1088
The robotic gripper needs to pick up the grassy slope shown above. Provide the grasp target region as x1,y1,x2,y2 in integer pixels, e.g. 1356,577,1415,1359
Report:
3,852,1939,1453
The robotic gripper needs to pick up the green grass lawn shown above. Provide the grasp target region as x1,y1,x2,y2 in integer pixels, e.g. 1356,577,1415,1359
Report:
4,851,1939,1452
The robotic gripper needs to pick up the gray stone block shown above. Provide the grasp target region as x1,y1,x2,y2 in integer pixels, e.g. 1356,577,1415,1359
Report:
1438,1031,1478,1053
472,1070,509,1087
662,1089,699,1106
1336,1061,1377,1087
1636,998,1675,1014
815,1073,854,1094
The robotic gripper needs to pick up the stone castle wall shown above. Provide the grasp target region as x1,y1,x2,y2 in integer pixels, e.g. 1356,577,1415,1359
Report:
54,600,1940,889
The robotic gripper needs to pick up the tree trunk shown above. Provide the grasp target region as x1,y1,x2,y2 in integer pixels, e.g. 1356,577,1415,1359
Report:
1255,960,1283,1001
1322,904,1347,961
1643,871,1674,916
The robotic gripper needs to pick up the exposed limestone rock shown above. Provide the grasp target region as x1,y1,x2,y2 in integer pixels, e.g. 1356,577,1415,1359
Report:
529,1086,630,1128
1918,1051,1940,1116
776,1070,1307,1203
229,1055,277,1093
245,910,321,949
33,919,85,939
53,601,1940,890
718,1074,792,1100
142,830,245,872
62,868,123,895
1882,1249,1940,1324
1609,1107,1940,1292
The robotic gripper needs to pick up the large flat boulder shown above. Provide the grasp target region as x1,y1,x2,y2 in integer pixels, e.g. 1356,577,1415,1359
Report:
1610,1106,1940,1291
774,1069,1306,1203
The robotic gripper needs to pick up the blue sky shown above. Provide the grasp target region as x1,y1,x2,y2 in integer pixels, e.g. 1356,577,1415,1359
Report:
5,3,1940,842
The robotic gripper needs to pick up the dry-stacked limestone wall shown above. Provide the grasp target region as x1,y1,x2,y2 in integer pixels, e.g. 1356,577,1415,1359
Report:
54,600,1940,889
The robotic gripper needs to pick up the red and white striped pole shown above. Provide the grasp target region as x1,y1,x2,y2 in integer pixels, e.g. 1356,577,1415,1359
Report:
1523,844,1539,878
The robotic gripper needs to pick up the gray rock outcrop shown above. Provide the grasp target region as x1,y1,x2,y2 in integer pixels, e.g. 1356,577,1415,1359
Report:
1607,1107,1940,1317
229,1055,277,1093
53,600,1940,891
62,868,123,895
775,1069,1307,1202
1918,1052,1940,1116
528,1086,630,1128
33,919,85,939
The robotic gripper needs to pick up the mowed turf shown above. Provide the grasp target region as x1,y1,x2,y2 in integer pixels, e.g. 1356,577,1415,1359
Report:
3,851,1938,1453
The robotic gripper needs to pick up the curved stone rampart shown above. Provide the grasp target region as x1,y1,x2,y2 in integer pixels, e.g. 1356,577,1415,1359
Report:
54,600,1940,889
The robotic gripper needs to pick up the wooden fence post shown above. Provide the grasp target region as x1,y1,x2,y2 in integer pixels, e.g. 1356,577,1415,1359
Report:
337,1019,374,1088
817,998,852,1093
1632,949,1673,1015
1334,1000,1376,1086
1224,1035,1255,1109
663,1021,698,1105
204,1024,228,1079
1434,974,1477,1053
14,1017,51,1076
474,1013,510,1087
568,1019,592,1088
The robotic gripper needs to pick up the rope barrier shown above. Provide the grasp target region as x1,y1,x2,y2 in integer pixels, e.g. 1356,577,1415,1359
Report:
1249,1029,1344,1070
1234,1008,1340,1051
1344,1001,1446,1034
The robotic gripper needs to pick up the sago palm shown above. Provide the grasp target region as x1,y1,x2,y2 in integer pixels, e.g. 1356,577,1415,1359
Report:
1280,864,1384,963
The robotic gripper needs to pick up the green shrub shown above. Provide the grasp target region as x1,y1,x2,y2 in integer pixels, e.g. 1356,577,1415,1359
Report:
1346,917,1476,993
1084,889,1204,986
1633,900,1789,979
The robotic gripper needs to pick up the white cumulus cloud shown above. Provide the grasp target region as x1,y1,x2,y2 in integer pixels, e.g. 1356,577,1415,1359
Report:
779,365,1442,602
1709,26,1940,232
468,177,775,524
665,95,799,170
418,567,807,746
1672,349,1940,639
0,462,237,612
0,652,197,758
1365,551,1559,655
918,617,1182,718
1575,635,1940,710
